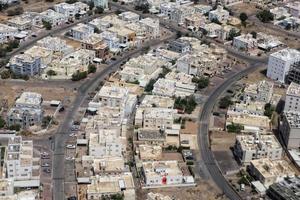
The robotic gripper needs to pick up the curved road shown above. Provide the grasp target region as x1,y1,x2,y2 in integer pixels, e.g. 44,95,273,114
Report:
198,61,266,200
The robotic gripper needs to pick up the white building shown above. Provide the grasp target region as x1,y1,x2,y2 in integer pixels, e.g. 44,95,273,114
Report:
0,23,18,44
270,7,290,20
284,82,300,112
87,173,135,200
139,18,160,38
249,158,294,188
281,111,300,149
285,2,300,18
118,11,140,23
40,9,68,26
142,160,195,187
119,54,165,87
54,2,89,20
234,133,283,164
54,49,95,77
170,6,195,25
0,179,14,196
233,33,257,51
243,80,274,103
135,107,176,130
99,31,120,53
7,92,43,129
91,0,108,9
4,136,39,187
266,48,300,83
160,2,177,17
208,6,229,24
69,23,94,41
36,36,74,56
89,129,123,157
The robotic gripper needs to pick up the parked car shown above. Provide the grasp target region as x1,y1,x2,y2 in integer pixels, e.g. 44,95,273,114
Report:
66,144,76,149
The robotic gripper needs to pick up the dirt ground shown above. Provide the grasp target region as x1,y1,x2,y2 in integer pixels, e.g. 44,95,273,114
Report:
229,2,259,17
210,131,235,151
0,81,76,108
137,180,228,200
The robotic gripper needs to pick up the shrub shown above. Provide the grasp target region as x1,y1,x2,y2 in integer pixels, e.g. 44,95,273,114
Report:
219,96,233,109
88,64,96,74
71,70,87,81
256,10,274,23
46,70,57,76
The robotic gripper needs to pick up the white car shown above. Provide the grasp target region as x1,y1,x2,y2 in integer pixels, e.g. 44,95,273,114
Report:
69,133,76,137
41,163,50,167
65,156,75,161
66,144,76,149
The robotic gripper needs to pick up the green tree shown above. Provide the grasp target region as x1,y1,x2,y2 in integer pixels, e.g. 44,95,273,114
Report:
256,10,274,23
264,103,275,119
42,20,52,30
46,70,57,76
88,64,96,74
174,96,197,114
95,6,104,14
75,13,81,20
211,18,222,25
144,79,156,92
250,31,257,39
227,123,244,133
219,96,233,109
71,70,87,81
192,76,209,89
228,29,241,40
94,27,100,34
0,70,10,79
239,12,248,26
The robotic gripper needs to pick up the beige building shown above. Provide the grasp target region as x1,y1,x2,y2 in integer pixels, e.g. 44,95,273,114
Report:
87,173,135,200
249,158,295,188
234,133,283,164
135,108,176,130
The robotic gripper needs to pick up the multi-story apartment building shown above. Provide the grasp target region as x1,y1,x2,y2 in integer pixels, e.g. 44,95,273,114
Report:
170,5,195,25
9,54,41,76
0,23,18,44
208,6,229,24
266,48,300,83
40,9,68,27
168,39,191,54
95,85,129,108
135,108,176,130
139,18,160,39
284,82,300,112
5,136,34,181
243,80,274,103
81,33,109,59
69,23,94,41
54,2,89,20
142,160,195,187
281,111,300,149
287,61,300,84
234,133,283,164
87,173,135,200
89,129,123,157
249,158,294,188
7,92,43,129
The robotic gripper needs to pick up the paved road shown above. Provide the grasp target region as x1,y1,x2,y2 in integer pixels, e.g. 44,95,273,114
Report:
52,34,176,199
198,62,266,200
